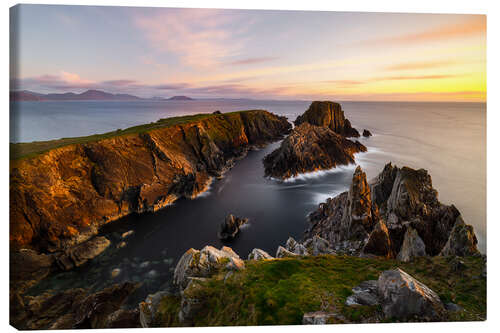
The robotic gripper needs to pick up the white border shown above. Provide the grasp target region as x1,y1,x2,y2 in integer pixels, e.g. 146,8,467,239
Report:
2,1,497,332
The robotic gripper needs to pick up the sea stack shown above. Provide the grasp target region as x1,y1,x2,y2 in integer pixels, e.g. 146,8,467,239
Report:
294,101,360,137
263,101,366,180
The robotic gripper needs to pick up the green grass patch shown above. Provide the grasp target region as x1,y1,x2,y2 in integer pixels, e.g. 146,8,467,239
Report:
10,110,267,160
158,255,485,326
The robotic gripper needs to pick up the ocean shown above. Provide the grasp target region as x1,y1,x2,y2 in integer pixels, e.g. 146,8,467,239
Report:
12,99,486,303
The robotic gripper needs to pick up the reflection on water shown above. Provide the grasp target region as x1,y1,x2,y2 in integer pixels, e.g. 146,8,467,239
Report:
21,101,486,304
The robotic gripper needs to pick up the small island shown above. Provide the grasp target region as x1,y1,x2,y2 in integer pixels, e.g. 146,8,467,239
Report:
167,95,194,101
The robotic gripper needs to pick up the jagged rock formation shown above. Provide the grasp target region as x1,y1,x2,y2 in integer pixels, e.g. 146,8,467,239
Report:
304,163,480,259
10,110,291,253
248,248,274,260
362,129,372,137
263,123,366,179
54,236,111,271
218,214,248,240
294,101,360,137
396,227,426,262
10,282,139,330
139,291,170,328
173,246,245,290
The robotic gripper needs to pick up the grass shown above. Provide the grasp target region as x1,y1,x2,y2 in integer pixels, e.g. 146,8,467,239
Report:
10,110,267,160
155,255,485,327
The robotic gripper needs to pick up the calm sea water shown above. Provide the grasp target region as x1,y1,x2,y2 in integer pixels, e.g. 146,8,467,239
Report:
14,100,486,303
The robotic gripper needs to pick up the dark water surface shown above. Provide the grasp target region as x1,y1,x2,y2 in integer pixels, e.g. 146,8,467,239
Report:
17,100,485,304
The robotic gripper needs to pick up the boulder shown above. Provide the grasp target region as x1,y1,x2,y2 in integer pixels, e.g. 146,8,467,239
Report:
218,214,248,240
248,248,274,260
303,235,332,255
439,216,480,257
285,237,309,255
361,220,393,258
263,123,366,180
55,236,111,271
139,291,170,328
173,245,244,289
346,280,379,306
276,246,300,258
378,268,446,321
397,227,426,262
294,101,360,137
362,129,372,137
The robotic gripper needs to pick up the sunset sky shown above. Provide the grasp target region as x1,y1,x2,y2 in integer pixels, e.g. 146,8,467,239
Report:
10,5,486,101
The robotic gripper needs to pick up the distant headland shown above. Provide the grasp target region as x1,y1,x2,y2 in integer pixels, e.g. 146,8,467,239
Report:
10,89,195,102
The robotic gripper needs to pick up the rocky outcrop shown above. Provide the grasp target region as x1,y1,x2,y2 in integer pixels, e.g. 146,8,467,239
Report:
173,245,245,290
304,163,480,259
285,237,310,255
276,246,300,258
294,101,360,137
10,110,291,253
218,214,248,240
361,220,393,258
439,216,479,256
248,248,274,260
263,123,366,179
54,236,111,271
378,269,446,321
362,129,372,137
397,227,426,262
139,291,170,328
345,280,379,306
10,282,138,330
9,249,56,294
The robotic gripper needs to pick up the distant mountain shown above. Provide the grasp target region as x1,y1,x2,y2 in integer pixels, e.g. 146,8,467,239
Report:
10,90,47,101
167,95,194,101
10,89,142,101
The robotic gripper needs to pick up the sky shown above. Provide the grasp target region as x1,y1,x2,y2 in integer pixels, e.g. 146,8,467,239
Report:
10,5,486,101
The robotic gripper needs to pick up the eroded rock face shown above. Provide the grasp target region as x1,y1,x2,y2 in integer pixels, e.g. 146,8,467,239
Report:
286,237,310,255
294,101,360,137
345,280,379,306
304,163,480,259
263,123,366,180
218,214,248,240
362,129,372,137
10,249,56,294
10,110,291,253
276,246,300,258
378,269,446,321
173,245,244,290
11,282,138,330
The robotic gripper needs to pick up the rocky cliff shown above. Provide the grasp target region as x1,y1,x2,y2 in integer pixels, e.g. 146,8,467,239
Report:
263,123,366,179
304,163,480,259
10,110,291,252
294,101,360,137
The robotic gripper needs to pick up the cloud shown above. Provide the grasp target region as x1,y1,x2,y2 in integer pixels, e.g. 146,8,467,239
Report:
385,60,455,71
365,16,485,46
133,9,251,68
325,74,461,87
100,79,137,86
229,57,279,66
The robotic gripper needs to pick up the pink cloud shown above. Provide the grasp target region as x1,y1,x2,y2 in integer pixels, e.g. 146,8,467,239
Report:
133,9,250,68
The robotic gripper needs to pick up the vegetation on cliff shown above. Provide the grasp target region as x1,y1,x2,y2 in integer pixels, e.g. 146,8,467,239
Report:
152,254,485,326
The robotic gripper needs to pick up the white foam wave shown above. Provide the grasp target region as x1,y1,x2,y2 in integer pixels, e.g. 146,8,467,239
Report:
280,164,357,183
